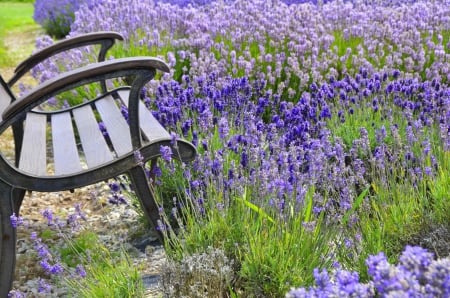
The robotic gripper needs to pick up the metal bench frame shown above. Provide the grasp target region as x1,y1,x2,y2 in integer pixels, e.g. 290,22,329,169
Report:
0,32,196,295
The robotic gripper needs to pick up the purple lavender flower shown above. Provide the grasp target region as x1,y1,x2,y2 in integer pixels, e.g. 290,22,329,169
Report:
108,193,127,205
120,104,129,123
75,264,87,278
98,122,109,137
38,278,52,293
170,132,178,146
10,213,24,228
35,240,52,260
109,181,121,193
74,203,88,221
218,117,230,139
313,268,331,290
42,208,54,226
152,165,163,178
425,258,450,297
399,245,433,281
134,150,144,166
7,290,26,298
288,246,450,297
66,205,87,231
160,145,173,162
49,263,64,275
39,259,53,273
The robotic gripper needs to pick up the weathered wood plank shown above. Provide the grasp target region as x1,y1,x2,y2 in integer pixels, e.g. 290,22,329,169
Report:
51,112,82,175
117,89,170,142
19,113,47,175
0,82,12,116
95,95,132,156
72,105,114,167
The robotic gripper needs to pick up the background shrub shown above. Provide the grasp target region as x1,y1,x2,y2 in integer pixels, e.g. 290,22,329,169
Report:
33,0,86,38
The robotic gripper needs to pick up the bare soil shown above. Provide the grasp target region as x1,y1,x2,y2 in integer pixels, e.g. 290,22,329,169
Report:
1,25,43,84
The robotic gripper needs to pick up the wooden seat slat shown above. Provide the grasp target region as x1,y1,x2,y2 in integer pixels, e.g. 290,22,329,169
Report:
95,95,132,156
51,112,82,175
19,113,47,175
72,104,114,168
117,89,170,142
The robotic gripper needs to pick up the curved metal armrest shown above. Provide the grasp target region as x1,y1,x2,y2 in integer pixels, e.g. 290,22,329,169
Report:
2,57,169,128
8,31,125,87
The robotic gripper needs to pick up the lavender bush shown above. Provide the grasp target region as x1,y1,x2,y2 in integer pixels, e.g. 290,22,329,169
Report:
9,205,144,296
147,68,449,295
17,0,450,296
64,0,449,90
157,0,235,6
287,246,450,297
34,0,90,38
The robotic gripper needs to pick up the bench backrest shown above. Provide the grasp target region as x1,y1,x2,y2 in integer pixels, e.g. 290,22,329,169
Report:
16,87,171,177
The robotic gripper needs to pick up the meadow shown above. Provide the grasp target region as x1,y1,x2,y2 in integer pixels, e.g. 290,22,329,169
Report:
5,0,450,297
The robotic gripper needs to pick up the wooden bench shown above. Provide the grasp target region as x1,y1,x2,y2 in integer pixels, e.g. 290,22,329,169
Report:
0,32,196,295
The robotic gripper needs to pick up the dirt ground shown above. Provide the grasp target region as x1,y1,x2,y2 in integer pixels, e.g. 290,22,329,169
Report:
1,25,43,84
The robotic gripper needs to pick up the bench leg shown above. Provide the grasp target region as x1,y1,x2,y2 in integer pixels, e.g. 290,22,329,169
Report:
127,164,164,243
0,182,25,297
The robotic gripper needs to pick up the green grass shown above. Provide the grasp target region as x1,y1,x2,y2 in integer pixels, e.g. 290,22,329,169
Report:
164,186,336,297
331,30,364,75
61,231,145,297
426,144,450,224
0,2,39,68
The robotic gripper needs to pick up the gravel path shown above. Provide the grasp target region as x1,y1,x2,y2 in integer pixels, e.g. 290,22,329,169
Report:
11,183,166,297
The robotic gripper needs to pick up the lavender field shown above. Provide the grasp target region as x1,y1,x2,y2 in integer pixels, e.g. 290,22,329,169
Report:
14,0,450,296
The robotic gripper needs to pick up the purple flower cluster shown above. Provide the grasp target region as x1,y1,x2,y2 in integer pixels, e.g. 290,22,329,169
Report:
34,0,90,38
10,213,24,229
20,35,99,100
108,181,128,204
281,0,333,4
8,205,91,295
30,231,64,276
7,290,26,298
153,0,418,6
157,0,235,7
287,246,450,297
57,0,448,96
145,70,449,223
41,204,87,232
160,145,173,162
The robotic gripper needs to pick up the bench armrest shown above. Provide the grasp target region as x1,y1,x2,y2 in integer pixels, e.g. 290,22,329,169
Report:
8,31,125,87
2,57,169,123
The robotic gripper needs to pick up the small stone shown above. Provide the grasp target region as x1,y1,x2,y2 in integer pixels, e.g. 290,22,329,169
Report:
145,245,155,255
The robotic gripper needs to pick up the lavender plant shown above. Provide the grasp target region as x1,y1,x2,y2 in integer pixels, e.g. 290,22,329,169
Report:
286,246,450,297
146,69,449,295
19,0,450,296
9,205,144,297
64,0,449,92
34,0,89,38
